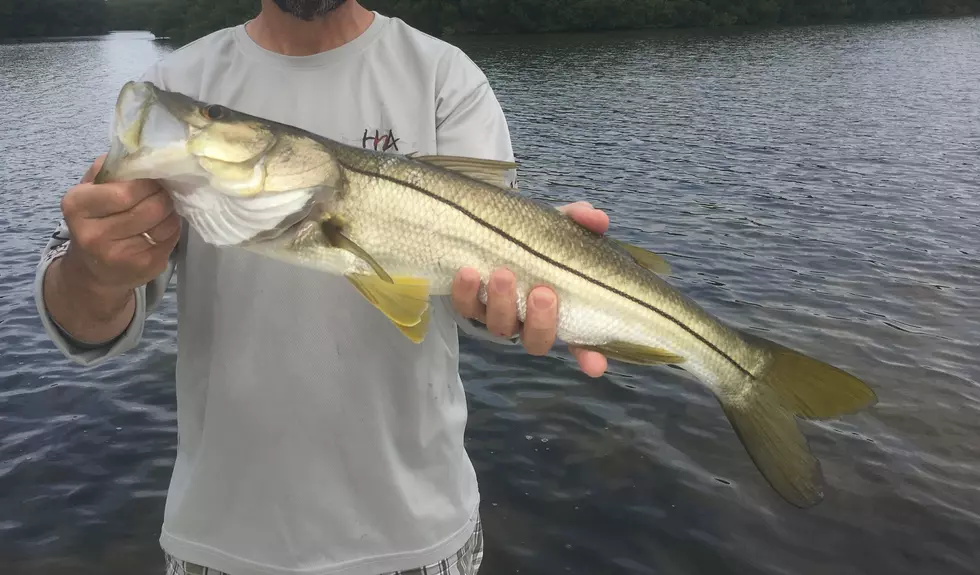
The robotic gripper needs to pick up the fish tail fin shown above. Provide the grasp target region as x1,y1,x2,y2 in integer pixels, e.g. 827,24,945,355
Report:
719,331,877,508
741,330,879,420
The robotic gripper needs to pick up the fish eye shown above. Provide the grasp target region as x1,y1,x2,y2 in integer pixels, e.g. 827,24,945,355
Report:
203,105,226,120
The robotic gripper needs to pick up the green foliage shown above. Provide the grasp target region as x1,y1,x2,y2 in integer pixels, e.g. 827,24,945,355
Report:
0,0,108,39
361,0,980,34
1,0,978,41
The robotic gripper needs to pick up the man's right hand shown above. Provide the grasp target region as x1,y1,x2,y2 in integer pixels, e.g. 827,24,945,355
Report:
42,154,180,345
59,154,181,293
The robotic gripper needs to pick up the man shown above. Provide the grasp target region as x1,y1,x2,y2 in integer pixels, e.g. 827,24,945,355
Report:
34,1,610,574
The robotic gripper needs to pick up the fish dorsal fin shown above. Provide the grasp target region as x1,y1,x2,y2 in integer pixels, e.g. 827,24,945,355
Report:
346,274,432,343
611,238,672,275
414,155,518,190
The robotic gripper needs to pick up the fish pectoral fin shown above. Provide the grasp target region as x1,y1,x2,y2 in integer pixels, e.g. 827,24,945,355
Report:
414,155,518,190
346,274,432,342
320,219,393,283
610,239,672,275
583,341,685,365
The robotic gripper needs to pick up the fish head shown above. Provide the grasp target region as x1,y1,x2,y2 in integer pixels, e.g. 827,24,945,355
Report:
154,86,280,171
98,81,277,193
96,81,343,247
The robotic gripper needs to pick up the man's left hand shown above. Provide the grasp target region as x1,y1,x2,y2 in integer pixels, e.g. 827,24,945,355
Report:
451,201,609,378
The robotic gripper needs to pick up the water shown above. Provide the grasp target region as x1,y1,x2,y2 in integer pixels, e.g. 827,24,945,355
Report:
1,17,979,575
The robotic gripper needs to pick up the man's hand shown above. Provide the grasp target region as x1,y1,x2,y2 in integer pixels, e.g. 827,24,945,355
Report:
59,154,181,295
451,201,609,378
42,154,181,345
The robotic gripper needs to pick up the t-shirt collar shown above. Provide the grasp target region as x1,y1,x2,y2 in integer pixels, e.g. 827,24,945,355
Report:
234,11,388,69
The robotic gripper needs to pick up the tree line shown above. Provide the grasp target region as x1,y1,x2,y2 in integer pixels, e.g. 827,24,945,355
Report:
0,0,107,39
1,0,978,41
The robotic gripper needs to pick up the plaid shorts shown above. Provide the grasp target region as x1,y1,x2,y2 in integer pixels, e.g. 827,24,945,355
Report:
164,514,484,575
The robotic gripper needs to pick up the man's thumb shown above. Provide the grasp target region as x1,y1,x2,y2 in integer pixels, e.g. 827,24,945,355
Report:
81,153,108,184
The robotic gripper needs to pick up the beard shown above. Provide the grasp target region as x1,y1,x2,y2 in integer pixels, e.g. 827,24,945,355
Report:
271,0,347,21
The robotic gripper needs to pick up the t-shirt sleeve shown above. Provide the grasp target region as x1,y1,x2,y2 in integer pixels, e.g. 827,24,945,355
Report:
33,220,177,367
33,64,177,366
432,51,521,345
434,55,515,163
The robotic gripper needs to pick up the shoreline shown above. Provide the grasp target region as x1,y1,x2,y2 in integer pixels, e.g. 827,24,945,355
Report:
2,12,977,45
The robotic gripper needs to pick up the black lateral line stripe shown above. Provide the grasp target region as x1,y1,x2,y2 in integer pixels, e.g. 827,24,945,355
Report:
341,163,753,377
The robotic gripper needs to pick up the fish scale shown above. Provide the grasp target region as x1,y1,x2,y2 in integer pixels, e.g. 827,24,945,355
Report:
332,146,759,380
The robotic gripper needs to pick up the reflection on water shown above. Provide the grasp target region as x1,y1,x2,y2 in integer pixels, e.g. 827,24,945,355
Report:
1,19,979,575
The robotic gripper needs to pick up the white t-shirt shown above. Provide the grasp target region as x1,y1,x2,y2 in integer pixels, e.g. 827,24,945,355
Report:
34,12,519,575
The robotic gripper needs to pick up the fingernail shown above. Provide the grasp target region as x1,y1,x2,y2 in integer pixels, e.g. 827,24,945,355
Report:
529,290,556,311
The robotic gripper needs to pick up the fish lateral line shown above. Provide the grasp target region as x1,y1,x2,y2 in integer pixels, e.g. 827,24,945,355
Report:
338,160,755,378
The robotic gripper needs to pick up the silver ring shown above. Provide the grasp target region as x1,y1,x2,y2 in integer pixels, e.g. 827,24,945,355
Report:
141,232,158,246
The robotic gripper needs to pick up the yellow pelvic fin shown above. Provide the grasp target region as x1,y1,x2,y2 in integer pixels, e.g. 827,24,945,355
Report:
611,239,672,275
393,308,432,344
414,154,518,190
346,274,432,342
583,340,685,365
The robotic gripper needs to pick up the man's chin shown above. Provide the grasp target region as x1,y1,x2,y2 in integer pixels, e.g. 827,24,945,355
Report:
272,0,347,21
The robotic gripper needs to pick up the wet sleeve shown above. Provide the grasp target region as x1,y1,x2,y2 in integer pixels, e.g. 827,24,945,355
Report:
33,219,177,366
434,51,520,345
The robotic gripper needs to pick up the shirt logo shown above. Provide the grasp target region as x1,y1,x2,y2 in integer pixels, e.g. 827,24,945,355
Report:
361,128,400,153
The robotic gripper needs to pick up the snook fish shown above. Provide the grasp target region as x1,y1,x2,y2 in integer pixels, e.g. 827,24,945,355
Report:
95,80,877,508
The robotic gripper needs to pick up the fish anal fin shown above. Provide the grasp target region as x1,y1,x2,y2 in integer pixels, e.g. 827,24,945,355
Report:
612,239,672,275
346,274,432,341
584,341,685,366
414,155,518,190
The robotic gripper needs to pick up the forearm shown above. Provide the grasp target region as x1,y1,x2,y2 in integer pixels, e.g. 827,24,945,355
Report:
42,251,136,345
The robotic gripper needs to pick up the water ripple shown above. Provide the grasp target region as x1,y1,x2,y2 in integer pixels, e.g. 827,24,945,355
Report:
2,18,980,575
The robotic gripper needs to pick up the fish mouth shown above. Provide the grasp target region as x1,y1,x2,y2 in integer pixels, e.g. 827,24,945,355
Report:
94,81,204,187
